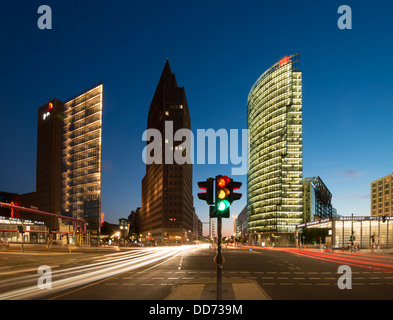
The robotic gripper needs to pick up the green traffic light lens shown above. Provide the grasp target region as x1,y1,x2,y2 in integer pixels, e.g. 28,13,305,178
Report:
217,200,230,211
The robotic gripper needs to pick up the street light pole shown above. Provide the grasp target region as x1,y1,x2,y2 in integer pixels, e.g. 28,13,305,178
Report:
351,213,354,253
232,215,237,247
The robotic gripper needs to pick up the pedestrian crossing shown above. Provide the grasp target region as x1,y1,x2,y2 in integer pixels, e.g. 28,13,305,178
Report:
101,270,393,287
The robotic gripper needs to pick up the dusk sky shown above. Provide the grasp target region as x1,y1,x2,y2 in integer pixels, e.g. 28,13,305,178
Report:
1,0,393,236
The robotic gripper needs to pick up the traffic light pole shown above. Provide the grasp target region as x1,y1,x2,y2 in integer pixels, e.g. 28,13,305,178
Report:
216,216,222,300
197,175,242,301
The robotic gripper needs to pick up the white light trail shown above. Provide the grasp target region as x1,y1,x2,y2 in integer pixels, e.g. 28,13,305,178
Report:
0,244,208,300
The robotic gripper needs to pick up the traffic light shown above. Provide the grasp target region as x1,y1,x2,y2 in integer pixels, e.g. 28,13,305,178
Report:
198,175,242,219
197,178,214,205
17,226,24,234
229,180,242,204
215,175,231,218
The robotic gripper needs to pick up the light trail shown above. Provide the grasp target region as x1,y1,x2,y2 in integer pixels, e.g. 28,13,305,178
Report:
282,248,393,273
0,244,209,300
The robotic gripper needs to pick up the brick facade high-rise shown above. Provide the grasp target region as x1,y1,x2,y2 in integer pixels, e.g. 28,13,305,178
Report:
140,60,194,245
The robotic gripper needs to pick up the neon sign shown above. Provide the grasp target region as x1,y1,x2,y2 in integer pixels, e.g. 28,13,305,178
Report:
100,212,105,227
10,201,15,218
279,56,289,67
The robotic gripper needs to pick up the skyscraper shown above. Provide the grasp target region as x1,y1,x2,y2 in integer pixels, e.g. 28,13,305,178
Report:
61,83,103,234
36,99,64,216
247,53,303,246
140,60,194,245
15,99,64,227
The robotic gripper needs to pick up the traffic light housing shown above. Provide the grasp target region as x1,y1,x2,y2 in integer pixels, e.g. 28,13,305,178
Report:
198,175,242,219
230,180,242,204
197,178,214,205
17,225,24,234
215,175,231,218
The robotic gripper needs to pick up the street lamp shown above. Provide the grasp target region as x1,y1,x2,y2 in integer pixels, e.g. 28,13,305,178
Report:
232,215,237,247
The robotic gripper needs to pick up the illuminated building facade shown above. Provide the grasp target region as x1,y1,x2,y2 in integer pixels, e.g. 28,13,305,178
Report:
140,60,194,244
371,172,393,217
61,83,103,234
247,53,303,246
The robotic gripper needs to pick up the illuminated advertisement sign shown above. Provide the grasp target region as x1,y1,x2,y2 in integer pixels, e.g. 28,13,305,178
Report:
43,102,52,120
10,201,15,218
279,56,289,67
100,212,105,227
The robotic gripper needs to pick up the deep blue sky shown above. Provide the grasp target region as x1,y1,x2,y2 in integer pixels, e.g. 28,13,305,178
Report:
1,1,392,236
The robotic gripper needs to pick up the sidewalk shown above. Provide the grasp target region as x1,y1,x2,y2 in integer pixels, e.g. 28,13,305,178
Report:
165,278,271,300
299,247,393,256
1,243,121,254
234,244,393,256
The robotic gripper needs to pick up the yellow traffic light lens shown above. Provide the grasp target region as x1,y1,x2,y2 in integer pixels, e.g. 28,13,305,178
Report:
217,188,230,199
217,190,226,199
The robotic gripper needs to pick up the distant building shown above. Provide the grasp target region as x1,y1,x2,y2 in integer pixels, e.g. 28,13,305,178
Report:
128,208,141,237
237,206,247,239
139,60,194,245
192,208,202,241
303,176,337,222
371,172,393,217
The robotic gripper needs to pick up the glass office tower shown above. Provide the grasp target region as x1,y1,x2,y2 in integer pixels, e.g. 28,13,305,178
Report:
247,53,303,246
61,83,103,234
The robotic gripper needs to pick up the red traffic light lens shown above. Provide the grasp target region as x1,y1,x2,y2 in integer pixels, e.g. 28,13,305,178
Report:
217,176,230,187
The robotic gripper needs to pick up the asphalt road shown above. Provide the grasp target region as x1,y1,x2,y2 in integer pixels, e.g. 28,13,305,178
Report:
1,244,393,300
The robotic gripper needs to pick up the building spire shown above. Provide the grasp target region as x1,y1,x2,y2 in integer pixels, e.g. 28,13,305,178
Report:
162,58,172,76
